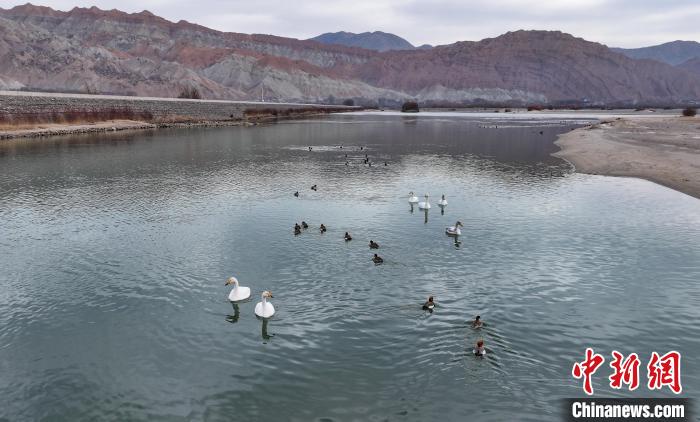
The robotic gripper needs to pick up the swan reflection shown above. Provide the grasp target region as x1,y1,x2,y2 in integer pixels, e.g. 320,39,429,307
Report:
261,318,274,342
226,302,240,324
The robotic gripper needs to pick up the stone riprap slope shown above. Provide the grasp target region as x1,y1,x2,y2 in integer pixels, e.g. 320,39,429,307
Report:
0,90,355,139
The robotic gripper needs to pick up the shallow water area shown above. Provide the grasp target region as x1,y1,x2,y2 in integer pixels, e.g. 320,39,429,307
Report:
1,112,699,421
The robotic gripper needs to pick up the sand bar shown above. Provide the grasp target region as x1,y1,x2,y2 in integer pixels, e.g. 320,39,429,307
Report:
554,116,700,199
0,120,158,140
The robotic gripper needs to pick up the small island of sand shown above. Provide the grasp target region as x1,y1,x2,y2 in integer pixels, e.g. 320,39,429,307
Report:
554,116,700,199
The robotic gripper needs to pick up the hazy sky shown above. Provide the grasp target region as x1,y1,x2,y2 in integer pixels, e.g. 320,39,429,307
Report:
1,0,699,47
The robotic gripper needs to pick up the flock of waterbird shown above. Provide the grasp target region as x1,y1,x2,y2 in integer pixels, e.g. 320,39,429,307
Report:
223,145,482,353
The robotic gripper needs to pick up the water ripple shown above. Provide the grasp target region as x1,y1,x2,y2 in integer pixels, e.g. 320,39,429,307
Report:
0,115,698,421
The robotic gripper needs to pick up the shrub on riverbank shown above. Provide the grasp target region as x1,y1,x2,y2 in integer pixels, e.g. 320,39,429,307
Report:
243,106,350,120
682,107,697,117
401,101,419,112
178,86,202,99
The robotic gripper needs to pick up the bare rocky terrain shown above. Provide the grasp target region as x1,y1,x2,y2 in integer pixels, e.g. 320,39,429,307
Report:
679,58,700,76
1,4,700,105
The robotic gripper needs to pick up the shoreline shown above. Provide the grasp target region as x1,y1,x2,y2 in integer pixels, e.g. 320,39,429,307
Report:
0,119,279,140
553,116,700,199
0,114,325,141
0,120,157,140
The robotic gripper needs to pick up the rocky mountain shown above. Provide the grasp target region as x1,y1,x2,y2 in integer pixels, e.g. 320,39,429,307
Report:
336,31,700,105
310,31,416,52
1,4,699,106
612,41,700,66
0,4,398,102
678,57,700,75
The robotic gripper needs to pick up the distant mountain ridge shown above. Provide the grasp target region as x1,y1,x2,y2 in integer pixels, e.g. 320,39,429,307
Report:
310,31,416,52
613,41,700,65
1,4,699,106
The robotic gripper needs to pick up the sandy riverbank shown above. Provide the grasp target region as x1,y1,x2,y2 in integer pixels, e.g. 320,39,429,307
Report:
0,120,159,140
0,112,342,140
0,119,279,140
554,116,700,199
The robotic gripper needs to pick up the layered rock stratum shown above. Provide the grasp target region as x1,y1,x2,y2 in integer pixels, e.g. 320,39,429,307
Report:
1,4,700,105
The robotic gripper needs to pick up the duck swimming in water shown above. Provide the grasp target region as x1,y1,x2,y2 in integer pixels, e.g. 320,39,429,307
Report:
438,195,448,207
294,223,302,235
225,276,251,302
301,221,309,229
311,185,317,191
474,339,486,356
294,191,299,197
369,240,379,249
254,291,275,318
372,254,384,264
422,296,435,310
472,315,483,328
408,191,419,204
320,224,327,233
344,232,352,241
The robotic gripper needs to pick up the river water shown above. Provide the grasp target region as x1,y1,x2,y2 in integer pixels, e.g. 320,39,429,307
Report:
1,112,698,421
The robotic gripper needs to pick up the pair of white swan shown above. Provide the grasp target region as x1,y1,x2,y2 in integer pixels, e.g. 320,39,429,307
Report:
225,277,275,318
409,192,432,209
409,193,448,209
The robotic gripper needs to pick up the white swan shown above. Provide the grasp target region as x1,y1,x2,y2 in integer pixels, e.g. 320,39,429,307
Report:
418,194,431,209
408,191,418,204
445,221,463,236
438,194,448,207
255,291,275,318
225,276,251,302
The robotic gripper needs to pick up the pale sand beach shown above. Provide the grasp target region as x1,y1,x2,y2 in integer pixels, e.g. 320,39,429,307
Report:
554,116,700,199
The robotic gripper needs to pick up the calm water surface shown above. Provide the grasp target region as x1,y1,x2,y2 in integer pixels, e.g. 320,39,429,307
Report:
1,113,699,421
